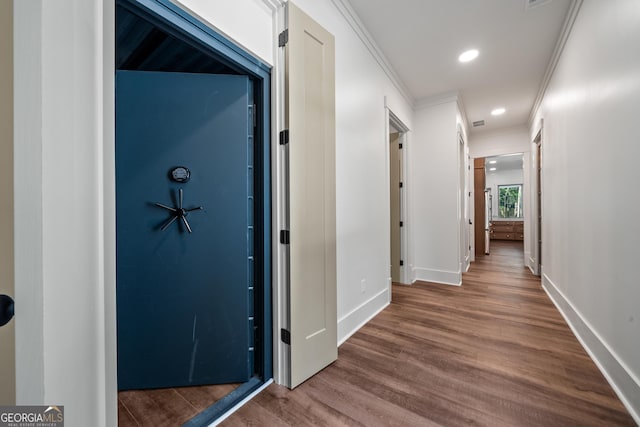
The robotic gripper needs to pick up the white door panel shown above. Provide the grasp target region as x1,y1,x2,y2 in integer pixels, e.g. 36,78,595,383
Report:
285,1,337,388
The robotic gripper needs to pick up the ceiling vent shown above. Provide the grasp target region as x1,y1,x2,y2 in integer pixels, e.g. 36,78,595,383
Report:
472,120,485,127
525,0,552,10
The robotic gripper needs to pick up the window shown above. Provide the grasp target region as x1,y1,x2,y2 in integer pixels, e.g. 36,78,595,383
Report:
498,184,523,218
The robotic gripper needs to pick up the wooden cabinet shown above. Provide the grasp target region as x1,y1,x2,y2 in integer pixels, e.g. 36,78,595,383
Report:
490,221,524,241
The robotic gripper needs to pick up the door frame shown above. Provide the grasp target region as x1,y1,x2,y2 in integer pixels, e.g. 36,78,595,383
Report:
114,0,272,421
385,101,410,286
531,122,543,276
0,0,15,405
457,126,471,273
388,131,402,284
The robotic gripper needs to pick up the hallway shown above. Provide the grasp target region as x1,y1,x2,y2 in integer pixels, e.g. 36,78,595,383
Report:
222,241,634,426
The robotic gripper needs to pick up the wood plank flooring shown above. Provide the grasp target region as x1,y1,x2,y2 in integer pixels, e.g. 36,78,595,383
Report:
224,241,635,426
118,383,241,426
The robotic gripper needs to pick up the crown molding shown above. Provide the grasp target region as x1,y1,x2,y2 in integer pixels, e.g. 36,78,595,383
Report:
456,94,470,135
471,122,530,137
528,0,583,126
415,91,470,136
414,91,460,110
330,0,415,107
261,0,285,11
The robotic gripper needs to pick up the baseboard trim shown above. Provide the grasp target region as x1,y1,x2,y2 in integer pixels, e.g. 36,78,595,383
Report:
412,267,461,286
337,288,389,346
542,274,640,424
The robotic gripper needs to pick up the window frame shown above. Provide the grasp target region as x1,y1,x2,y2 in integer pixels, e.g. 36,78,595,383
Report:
497,184,524,219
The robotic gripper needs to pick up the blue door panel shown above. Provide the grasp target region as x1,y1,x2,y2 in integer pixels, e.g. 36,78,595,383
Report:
116,71,253,390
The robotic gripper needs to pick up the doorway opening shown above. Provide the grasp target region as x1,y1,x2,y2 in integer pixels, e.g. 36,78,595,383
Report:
115,1,271,425
387,109,409,285
482,153,526,259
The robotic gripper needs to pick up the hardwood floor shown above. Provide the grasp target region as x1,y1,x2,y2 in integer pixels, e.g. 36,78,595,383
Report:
118,383,241,426
223,241,635,426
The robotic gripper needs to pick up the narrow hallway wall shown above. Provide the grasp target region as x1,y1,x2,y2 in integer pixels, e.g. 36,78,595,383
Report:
531,0,640,420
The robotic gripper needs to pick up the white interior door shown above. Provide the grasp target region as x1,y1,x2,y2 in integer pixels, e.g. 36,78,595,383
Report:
285,1,337,388
0,0,16,404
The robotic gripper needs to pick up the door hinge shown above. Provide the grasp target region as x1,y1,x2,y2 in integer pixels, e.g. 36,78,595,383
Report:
399,182,403,188
399,221,404,227
399,143,403,149
469,191,472,197
280,230,290,244
279,129,289,145
281,328,291,345
278,29,288,47
399,260,404,266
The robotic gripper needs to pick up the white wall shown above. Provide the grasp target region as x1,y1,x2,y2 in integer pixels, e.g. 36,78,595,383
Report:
470,125,530,158
485,168,524,222
530,0,640,421
410,100,461,285
174,0,275,66
14,1,116,426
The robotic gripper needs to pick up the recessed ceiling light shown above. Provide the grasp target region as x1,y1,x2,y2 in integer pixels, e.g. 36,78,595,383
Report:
489,160,497,164
458,49,479,63
491,108,506,116
489,168,497,171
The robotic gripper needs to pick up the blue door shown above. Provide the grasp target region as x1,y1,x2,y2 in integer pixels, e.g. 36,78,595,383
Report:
116,71,254,390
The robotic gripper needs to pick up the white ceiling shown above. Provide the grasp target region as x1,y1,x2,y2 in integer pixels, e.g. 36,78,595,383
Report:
346,0,572,133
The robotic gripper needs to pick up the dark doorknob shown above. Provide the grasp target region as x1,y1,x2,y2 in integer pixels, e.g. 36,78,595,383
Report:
0,294,14,327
